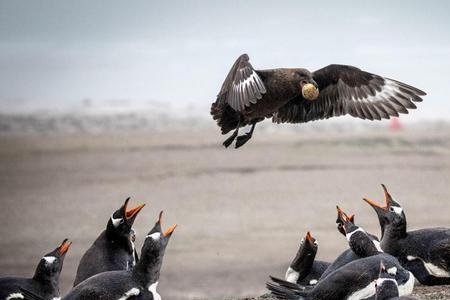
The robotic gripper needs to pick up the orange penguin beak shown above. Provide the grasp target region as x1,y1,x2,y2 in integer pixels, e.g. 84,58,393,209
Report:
158,211,177,237
305,231,316,244
58,239,72,255
363,184,390,211
125,203,146,220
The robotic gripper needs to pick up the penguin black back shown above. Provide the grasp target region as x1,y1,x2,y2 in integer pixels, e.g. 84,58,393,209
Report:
73,198,145,286
0,239,71,300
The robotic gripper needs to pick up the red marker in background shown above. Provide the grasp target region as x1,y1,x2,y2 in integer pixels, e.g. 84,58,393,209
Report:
389,117,402,131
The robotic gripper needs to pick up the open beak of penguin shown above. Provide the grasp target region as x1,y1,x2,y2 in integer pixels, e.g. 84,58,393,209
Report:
122,198,145,224
336,206,355,235
304,231,316,245
126,203,146,220
363,185,390,212
58,239,72,255
154,211,177,238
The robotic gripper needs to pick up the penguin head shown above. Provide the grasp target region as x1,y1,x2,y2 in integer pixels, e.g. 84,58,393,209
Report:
337,206,382,257
290,231,318,271
375,262,400,299
363,185,406,233
336,205,355,236
142,211,177,258
107,197,145,242
34,239,71,282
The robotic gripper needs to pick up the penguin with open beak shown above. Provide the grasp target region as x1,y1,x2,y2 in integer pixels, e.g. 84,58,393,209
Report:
21,211,177,300
364,184,450,286
0,239,71,300
285,231,330,286
268,206,414,300
73,197,145,286
319,206,380,281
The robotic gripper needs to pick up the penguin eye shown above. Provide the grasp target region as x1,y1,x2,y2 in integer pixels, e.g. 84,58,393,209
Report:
389,207,395,212
313,241,318,246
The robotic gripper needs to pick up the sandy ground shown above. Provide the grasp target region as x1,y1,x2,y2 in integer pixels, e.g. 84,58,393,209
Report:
0,128,449,299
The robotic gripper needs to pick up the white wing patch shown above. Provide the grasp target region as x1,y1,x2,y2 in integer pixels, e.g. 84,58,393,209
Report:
6,293,24,300
407,256,450,277
309,279,318,285
148,282,161,300
229,70,266,111
146,232,161,240
43,256,57,264
117,288,140,300
285,267,300,283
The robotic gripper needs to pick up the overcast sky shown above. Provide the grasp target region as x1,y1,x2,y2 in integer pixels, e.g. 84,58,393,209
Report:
1,0,450,118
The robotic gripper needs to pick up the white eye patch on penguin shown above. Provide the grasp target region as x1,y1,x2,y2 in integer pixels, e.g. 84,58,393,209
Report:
389,206,403,215
42,256,57,264
111,215,124,228
146,232,161,240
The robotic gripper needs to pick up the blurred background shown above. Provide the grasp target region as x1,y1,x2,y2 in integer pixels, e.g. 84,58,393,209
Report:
1,1,450,299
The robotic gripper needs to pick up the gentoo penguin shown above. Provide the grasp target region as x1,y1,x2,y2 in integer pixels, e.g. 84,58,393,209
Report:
0,239,71,300
267,253,415,300
22,211,176,300
318,207,377,280
364,184,450,285
336,207,355,236
285,232,330,286
375,262,418,300
338,206,383,258
73,197,145,286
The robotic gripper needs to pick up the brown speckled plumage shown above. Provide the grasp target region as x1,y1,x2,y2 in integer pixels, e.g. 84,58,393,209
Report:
211,54,426,148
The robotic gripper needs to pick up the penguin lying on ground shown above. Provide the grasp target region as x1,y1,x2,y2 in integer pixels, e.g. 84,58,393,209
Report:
0,239,71,300
267,208,415,299
285,232,330,286
375,262,419,300
267,254,414,300
364,184,450,286
73,197,145,286
21,211,176,300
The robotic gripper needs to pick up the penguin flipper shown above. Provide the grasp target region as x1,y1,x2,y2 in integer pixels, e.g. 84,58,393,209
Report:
19,288,45,300
267,276,306,299
269,276,305,291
